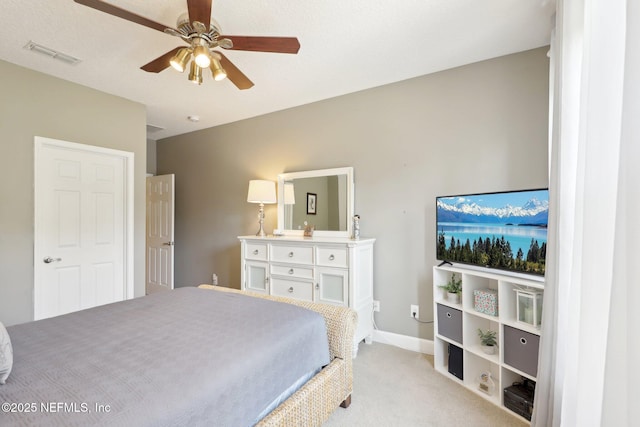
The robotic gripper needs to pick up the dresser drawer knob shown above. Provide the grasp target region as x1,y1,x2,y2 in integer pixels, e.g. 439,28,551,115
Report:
288,287,294,293
446,312,452,318
329,254,335,261
288,268,294,275
253,249,259,255
315,283,320,290
520,337,528,345
288,252,294,257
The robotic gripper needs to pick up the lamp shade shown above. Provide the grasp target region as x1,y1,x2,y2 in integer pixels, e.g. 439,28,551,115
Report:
247,180,276,204
169,47,191,73
210,56,227,81
284,182,296,205
193,44,211,68
188,62,203,85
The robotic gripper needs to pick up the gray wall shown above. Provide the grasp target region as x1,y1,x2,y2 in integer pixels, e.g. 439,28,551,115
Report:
0,60,147,326
157,47,549,340
147,139,157,175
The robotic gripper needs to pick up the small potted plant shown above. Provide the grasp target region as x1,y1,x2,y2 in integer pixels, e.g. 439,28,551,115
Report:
477,328,498,355
439,273,462,304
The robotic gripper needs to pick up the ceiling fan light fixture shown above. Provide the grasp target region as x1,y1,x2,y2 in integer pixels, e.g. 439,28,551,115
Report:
188,62,203,85
170,48,191,72
76,0,298,90
210,56,227,81
193,45,211,68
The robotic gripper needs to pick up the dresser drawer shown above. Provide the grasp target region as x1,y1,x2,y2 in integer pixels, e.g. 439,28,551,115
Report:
271,245,314,265
437,304,463,344
271,264,314,280
316,247,348,268
245,242,268,261
271,278,314,301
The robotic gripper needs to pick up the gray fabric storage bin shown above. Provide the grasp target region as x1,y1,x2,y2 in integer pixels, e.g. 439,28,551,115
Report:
437,303,463,344
503,325,540,377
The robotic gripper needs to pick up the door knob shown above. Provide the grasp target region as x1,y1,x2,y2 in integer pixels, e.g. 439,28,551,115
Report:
43,257,62,264
162,242,175,246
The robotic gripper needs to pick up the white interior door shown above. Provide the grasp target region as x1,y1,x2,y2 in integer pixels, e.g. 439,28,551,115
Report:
146,174,175,294
34,137,134,320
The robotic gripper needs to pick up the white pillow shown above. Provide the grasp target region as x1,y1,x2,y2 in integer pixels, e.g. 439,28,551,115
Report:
0,322,13,384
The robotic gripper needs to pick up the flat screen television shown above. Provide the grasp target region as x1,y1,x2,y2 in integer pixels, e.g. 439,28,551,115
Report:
436,189,549,276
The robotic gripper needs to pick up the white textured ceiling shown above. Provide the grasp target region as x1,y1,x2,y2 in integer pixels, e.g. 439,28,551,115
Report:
0,0,555,140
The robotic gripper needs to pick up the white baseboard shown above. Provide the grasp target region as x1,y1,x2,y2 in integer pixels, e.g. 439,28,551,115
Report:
371,329,434,355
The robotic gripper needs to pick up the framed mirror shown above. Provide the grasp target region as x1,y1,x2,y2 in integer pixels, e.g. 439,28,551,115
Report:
277,167,354,237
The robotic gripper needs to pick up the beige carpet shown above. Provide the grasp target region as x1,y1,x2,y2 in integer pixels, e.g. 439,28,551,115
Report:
324,342,527,427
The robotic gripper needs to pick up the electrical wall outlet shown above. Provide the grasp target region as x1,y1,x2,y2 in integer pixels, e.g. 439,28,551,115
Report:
373,300,380,312
411,304,419,319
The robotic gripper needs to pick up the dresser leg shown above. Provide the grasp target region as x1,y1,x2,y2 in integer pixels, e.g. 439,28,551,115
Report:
352,341,358,358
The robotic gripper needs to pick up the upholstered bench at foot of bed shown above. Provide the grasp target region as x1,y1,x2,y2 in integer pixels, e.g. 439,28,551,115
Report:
197,285,357,426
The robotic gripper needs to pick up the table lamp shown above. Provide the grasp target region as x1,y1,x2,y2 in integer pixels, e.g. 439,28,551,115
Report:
247,180,277,236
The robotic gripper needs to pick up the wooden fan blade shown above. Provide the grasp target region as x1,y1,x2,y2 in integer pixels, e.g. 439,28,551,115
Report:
217,52,254,90
187,0,212,29
221,36,300,54
141,47,183,73
74,0,172,33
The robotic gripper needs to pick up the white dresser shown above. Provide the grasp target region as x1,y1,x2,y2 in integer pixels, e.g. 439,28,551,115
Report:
238,235,375,355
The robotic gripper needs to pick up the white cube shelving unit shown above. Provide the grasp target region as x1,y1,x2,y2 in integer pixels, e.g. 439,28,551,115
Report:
433,264,544,423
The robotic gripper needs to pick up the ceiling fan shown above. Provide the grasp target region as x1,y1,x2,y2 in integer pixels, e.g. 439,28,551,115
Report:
73,0,300,89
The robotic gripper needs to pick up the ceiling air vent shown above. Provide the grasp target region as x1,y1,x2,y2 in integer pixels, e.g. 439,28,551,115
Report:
24,41,81,65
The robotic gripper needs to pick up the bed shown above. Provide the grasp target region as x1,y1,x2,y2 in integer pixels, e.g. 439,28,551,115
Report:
0,285,356,426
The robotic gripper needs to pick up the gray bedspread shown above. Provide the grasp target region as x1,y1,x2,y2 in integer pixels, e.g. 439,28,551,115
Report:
0,287,330,426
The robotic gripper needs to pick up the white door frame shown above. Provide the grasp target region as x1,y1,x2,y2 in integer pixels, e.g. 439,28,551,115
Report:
34,136,134,318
